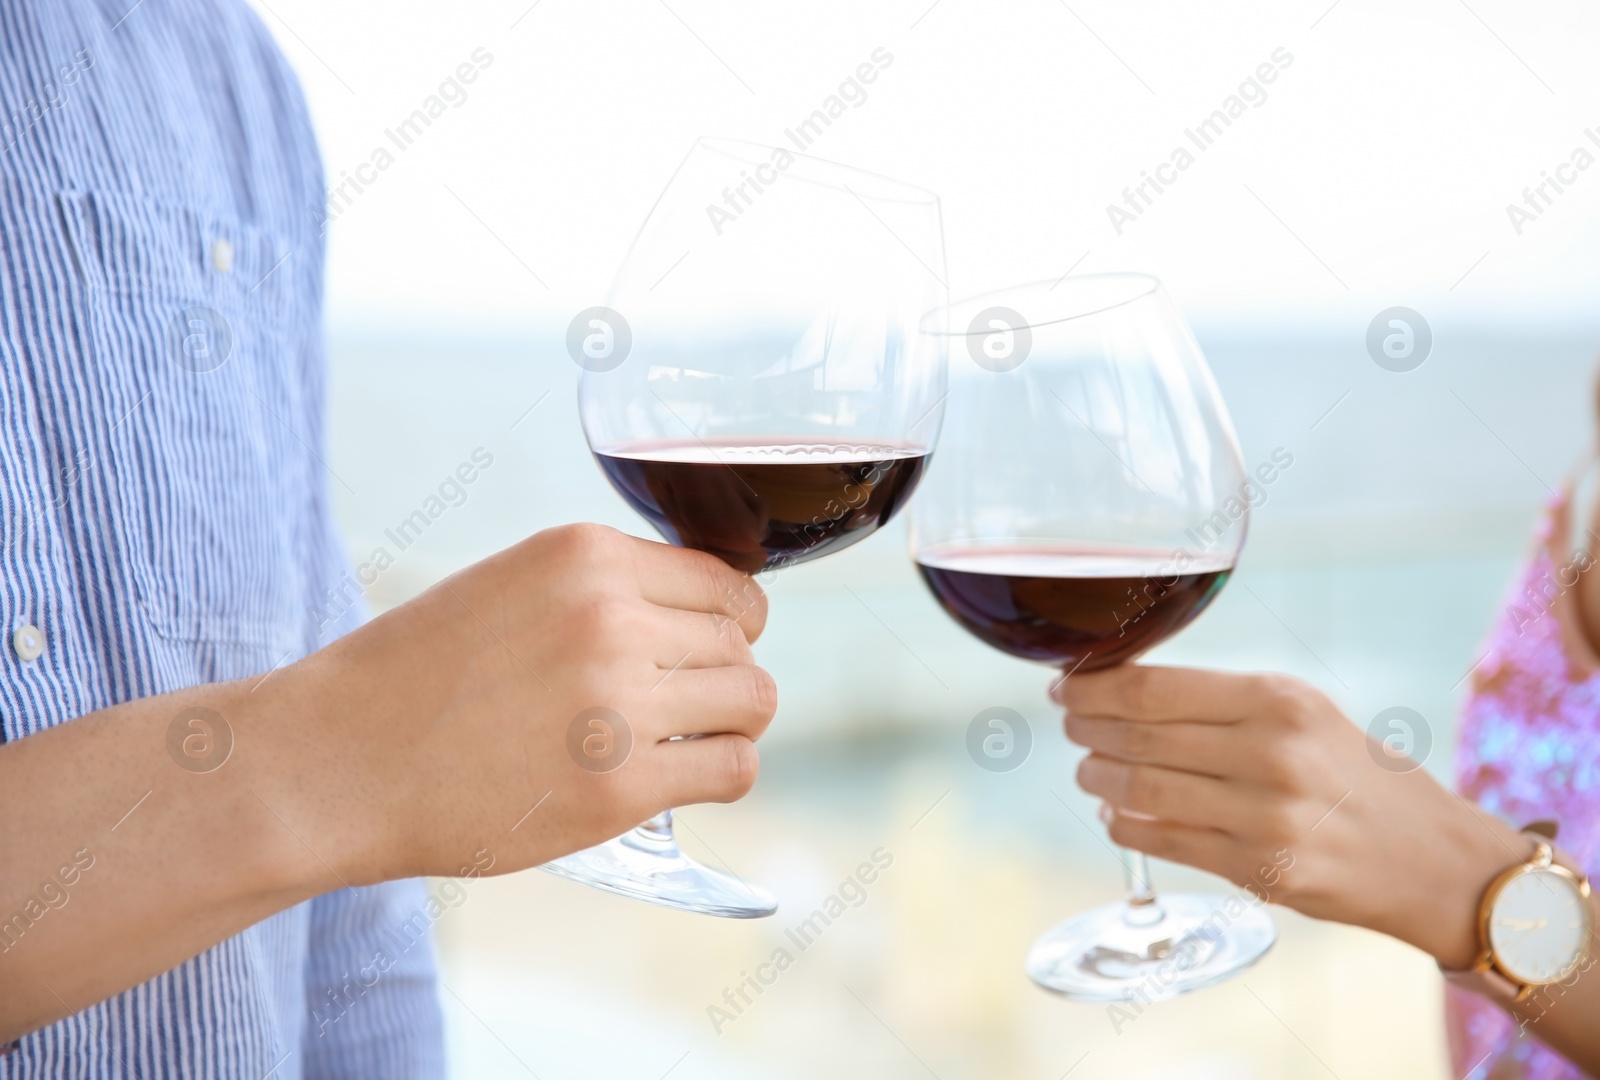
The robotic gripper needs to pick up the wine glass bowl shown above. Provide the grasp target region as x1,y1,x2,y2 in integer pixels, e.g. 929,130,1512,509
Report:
579,137,947,457
910,273,1275,1000
593,441,930,576
553,137,947,918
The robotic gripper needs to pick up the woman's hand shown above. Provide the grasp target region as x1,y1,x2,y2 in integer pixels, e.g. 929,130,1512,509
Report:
1056,665,1529,969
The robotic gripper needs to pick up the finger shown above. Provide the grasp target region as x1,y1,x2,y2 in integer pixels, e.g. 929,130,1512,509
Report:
1103,809,1240,882
653,733,760,806
649,606,755,670
1054,664,1262,723
1077,754,1255,834
629,537,768,643
1065,714,1248,777
651,665,777,741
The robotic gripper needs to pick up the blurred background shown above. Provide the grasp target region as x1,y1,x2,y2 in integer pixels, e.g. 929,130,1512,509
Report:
252,0,1600,1075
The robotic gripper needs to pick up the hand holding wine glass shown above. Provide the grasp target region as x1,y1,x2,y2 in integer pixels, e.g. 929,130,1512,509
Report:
1054,663,1538,975
557,137,947,918
911,274,1274,1000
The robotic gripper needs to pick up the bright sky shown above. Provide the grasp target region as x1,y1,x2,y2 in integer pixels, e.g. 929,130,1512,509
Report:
247,0,1600,332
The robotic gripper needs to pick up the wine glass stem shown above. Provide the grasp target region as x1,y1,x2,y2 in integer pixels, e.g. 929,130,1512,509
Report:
1122,848,1165,925
638,809,674,839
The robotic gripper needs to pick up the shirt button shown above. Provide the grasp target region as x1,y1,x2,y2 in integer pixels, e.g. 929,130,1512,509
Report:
13,625,44,662
211,238,234,274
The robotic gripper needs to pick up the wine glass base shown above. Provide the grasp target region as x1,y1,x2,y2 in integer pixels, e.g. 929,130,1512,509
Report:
541,829,778,919
1025,892,1275,1003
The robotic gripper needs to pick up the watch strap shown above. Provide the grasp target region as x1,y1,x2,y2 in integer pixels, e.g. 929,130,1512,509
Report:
1442,957,1525,1004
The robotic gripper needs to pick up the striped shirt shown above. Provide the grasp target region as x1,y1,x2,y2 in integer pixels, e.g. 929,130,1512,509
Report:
0,0,444,1075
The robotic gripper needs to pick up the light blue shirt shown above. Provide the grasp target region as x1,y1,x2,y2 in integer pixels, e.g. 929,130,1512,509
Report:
0,0,444,1075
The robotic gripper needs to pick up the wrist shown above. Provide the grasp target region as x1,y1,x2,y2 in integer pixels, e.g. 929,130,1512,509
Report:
1382,801,1533,971
238,652,400,893
132,675,345,916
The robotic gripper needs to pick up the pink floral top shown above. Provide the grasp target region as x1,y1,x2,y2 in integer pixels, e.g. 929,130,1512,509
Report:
1450,493,1600,1080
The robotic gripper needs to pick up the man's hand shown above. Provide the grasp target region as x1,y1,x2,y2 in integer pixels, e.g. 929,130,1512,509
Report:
276,522,777,884
0,523,776,1040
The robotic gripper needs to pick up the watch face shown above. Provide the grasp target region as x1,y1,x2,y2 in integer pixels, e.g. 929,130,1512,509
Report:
1489,867,1592,985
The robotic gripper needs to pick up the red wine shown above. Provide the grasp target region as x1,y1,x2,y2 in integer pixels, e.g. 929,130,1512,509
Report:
596,439,928,573
917,545,1231,669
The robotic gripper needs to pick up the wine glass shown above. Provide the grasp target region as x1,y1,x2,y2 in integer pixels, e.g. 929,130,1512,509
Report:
552,137,948,918
909,274,1276,998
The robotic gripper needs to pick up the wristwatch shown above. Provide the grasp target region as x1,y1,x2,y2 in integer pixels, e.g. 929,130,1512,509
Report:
1445,822,1594,1003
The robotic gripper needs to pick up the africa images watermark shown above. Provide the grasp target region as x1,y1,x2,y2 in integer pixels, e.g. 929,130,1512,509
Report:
1184,447,1293,552
166,706,234,774
706,846,895,1034
1,47,94,155
33,448,94,524
1517,950,1597,1038
1506,545,1596,638
1108,846,1295,1034
313,447,496,637
1105,447,1294,641
705,46,894,237
310,847,496,1037
0,846,96,954
708,452,908,639
1105,47,1294,236
778,47,894,153
313,47,495,234
1505,127,1600,236
1366,306,1432,373
967,706,1033,772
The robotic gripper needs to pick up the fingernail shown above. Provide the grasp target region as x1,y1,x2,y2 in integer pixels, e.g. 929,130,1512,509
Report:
1097,801,1113,826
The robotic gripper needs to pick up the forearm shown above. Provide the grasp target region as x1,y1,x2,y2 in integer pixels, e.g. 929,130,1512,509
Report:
1365,798,1530,971
0,675,332,1041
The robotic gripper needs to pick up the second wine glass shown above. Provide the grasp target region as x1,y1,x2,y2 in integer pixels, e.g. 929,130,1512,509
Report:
909,274,1277,999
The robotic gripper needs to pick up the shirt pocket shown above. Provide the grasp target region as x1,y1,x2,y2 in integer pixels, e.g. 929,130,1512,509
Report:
59,188,317,650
